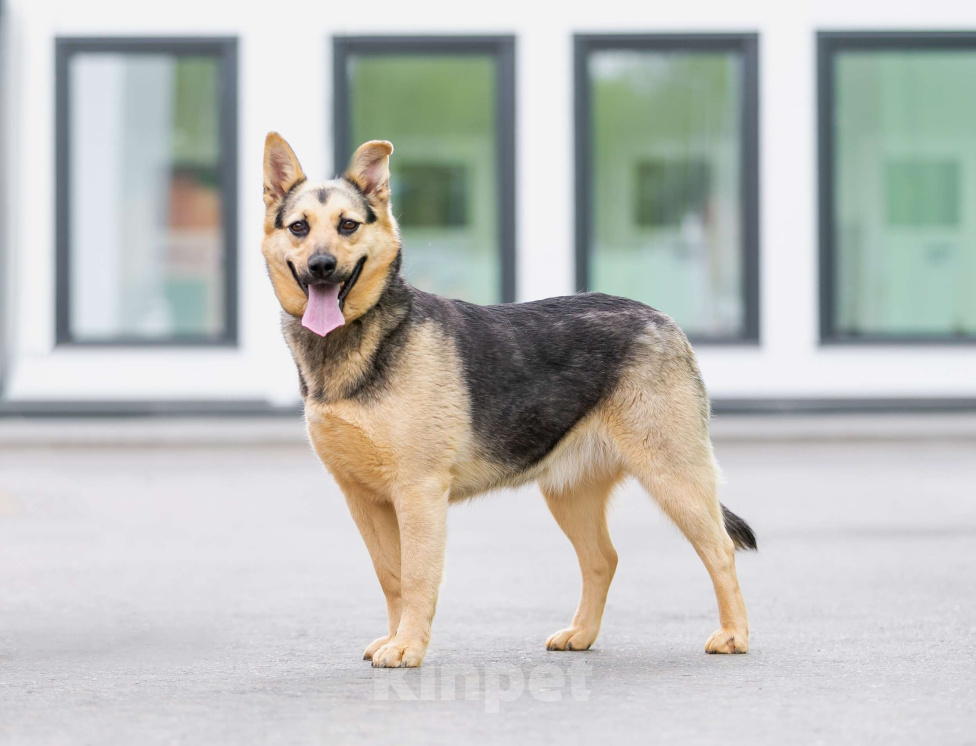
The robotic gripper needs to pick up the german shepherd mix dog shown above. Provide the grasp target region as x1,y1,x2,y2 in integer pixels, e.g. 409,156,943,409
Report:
262,133,756,668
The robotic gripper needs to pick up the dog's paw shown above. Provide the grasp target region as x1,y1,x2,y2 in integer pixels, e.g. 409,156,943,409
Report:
370,637,427,668
545,626,597,651
363,635,392,661
705,627,749,654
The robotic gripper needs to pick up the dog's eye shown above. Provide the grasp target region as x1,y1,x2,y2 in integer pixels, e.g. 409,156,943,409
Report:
338,219,360,236
288,220,309,237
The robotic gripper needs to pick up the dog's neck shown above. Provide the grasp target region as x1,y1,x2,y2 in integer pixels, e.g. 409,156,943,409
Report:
283,266,413,404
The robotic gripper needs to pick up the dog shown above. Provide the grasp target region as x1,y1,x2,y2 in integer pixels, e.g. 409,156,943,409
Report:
261,133,756,668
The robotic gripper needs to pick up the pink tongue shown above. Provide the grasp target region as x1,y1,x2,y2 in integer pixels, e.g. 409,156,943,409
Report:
302,283,345,337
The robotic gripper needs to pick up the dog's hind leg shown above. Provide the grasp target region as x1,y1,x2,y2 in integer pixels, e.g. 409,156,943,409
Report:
608,382,751,653
540,468,622,651
337,477,403,661
641,465,749,653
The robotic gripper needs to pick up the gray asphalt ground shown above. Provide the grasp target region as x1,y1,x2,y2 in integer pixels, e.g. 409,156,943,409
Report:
1,421,974,744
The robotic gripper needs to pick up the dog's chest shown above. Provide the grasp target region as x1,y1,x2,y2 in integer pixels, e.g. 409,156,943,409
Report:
304,402,397,493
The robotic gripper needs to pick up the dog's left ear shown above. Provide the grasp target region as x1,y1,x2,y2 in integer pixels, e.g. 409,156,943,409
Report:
264,132,306,208
345,140,393,202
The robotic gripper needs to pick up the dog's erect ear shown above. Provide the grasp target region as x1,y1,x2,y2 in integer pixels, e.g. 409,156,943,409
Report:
345,140,394,201
264,133,306,208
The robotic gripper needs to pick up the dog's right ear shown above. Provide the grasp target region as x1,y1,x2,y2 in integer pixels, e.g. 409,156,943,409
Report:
263,133,306,208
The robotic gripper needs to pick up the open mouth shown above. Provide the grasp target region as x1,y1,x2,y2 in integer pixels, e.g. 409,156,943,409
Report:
287,256,366,312
336,256,366,310
287,259,308,297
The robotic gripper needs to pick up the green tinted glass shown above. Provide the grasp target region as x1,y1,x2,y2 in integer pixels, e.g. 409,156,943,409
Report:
68,53,226,342
833,50,976,337
588,50,746,338
347,55,499,304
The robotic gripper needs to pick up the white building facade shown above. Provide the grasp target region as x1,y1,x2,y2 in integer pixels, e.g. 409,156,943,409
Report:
2,0,975,414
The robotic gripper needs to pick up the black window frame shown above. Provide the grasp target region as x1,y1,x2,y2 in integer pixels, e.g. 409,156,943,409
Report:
333,35,517,304
0,0,7,395
818,31,976,346
574,33,761,345
54,36,239,347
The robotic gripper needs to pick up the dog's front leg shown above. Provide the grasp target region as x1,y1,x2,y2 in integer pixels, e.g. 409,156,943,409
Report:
338,479,403,661
369,477,448,668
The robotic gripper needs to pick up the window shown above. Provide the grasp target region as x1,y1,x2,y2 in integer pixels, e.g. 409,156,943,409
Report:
396,164,469,228
635,159,712,228
333,36,516,305
575,34,760,343
819,32,976,343
55,38,238,345
0,1,7,393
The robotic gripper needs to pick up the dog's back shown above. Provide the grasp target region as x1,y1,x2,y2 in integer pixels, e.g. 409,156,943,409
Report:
408,289,696,472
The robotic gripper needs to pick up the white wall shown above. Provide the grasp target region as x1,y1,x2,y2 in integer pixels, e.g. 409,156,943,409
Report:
2,0,976,404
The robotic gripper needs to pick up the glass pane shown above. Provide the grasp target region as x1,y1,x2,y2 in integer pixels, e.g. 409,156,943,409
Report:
68,53,226,342
588,50,745,338
347,55,499,304
834,50,976,337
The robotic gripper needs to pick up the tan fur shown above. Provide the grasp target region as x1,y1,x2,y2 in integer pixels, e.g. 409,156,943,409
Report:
262,135,401,324
541,468,621,651
261,134,750,667
600,336,750,653
304,323,466,666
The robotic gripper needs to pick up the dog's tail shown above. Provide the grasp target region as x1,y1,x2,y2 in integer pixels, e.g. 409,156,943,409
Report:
721,504,757,551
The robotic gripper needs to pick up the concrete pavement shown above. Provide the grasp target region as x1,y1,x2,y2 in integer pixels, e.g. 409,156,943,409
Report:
0,427,974,744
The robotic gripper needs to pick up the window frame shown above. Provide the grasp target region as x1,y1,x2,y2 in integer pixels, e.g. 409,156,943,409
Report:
54,36,239,347
332,35,517,304
574,33,761,345
0,0,8,394
818,31,976,346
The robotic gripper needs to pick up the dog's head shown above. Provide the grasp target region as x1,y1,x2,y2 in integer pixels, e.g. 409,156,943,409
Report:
261,133,400,335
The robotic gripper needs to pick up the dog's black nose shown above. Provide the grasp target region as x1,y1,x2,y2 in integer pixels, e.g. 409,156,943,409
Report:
307,253,337,280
